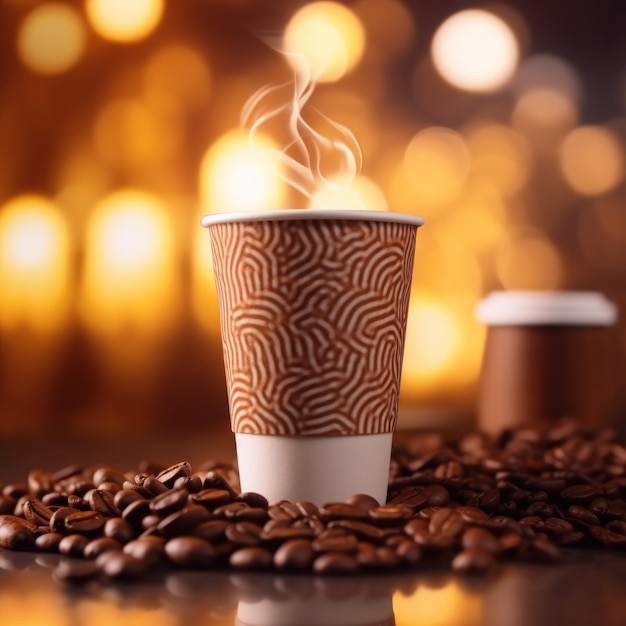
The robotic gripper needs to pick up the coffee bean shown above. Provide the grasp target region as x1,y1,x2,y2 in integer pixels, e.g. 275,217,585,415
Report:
192,520,229,543
589,525,626,547
123,536,166,565
84,537,122,559
428,508,464,539
84,490,118,518
104,518,135,543
237,492,269,508
156,462,192,489
560,484,599,502
542,518,574,537
0,496,17,515
64,510,105,537
499,532,524,553
368,505,413,526
143,476,170,496
260,525,315,546
92,466,127,487
452,548,494,574
157,505,210,538
23,499,54,525
462,528,500,554
605,520,626,536
150,489,189,516
589,497,624,521
203,472,237,496
395,538,423,566
356,543,400,569
58,534,89,557
114,489,145,512
122,499,152,529
455,506,489,523
313,551,359,574
424,485,450,507
566,505,600,525
49,507,74,533
312,530,358,553
268,502,301,521
274,539,315,571
0,515,36,550
319,503,369,522
327,519,385,543
28,470,51,498
35,532,64,552
229,547,273,570
346,494,380,511
191,489,233,510
388,488,428,509
175,475,203,493
165,536,216,569
225,521,262,546
295,501,320,517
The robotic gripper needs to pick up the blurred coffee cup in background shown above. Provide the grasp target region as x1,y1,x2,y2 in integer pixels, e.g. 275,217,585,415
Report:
476,291,618,437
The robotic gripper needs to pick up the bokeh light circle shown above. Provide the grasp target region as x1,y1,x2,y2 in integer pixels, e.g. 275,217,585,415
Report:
85,0,164,43
17,3,86,74
497,234,564,290
559,126,625,196
431,9,519,92
403,127,470,207
283,1,365,82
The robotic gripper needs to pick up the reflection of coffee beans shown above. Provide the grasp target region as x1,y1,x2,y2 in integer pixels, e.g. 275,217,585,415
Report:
4,419,626,582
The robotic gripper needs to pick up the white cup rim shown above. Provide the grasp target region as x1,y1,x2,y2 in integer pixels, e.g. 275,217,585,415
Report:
201,209,425,228
476,290,618,326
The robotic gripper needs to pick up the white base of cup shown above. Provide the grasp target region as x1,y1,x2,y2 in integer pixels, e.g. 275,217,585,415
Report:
235,432,393,505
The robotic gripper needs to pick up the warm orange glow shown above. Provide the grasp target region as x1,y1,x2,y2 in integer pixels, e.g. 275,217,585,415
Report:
0,195,70,333
559,126,625,196
432,9,519,92
465,123,532,197
402,296,462,391
353,0,415,59
93,97,183,167
85,0,164,43
283,1,365,82
17,3,86,74
497,234,564,290
515,53,581,102
440,182,506,253
394,584,481,626
403,127,470,208
143,44,211,108
512,88,578,149
191,212,220,336
308,175,388,210
199,130,286,213
80,190,177,334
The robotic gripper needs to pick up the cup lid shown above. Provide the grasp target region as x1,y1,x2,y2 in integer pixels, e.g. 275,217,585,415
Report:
476,291,618,326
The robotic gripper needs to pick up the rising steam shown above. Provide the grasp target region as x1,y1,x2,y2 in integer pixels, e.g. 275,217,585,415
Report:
241,52,363,206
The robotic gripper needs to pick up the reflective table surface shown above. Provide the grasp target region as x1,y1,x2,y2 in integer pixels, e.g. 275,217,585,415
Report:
1,547,626,626
2,432,626,626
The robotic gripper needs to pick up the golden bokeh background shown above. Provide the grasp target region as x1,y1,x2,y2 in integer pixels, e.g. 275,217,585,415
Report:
0,0,625,437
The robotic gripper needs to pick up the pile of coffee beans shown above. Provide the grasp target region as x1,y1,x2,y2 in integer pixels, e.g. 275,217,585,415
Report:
1,420,626,583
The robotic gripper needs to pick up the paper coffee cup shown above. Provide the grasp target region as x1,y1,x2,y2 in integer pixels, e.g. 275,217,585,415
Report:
476,291,618,436
202,209,424,504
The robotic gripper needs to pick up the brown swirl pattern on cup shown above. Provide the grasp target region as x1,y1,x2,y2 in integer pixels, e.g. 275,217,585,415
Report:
208,217,417,436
